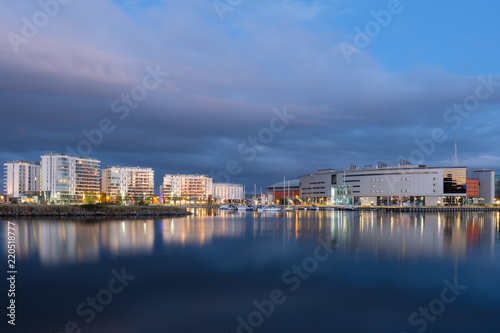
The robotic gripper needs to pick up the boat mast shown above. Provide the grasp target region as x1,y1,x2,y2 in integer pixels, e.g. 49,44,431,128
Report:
283,176,286,206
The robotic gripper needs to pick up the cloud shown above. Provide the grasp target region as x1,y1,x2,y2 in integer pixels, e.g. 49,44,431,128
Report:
1,0,499,190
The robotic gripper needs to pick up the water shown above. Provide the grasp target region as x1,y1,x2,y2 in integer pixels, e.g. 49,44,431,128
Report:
2,210,500,333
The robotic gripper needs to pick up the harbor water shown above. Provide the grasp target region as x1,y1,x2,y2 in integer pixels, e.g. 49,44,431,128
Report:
2,209,500,333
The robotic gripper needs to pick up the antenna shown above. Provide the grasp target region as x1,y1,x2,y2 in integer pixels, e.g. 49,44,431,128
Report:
453,134,459,167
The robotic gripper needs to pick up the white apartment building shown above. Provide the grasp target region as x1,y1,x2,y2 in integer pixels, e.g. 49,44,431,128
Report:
41,153,100,202
3,160,41,199
301,163,473,206
213,183,244,203
101,166,154,201
162,174,213,201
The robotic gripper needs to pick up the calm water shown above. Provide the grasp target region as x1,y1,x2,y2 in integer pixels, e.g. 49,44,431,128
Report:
2,210,500,333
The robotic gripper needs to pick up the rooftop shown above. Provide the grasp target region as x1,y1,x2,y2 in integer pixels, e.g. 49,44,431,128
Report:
268,179,300,188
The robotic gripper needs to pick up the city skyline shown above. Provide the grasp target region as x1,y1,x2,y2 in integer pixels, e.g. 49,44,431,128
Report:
2,1,500,191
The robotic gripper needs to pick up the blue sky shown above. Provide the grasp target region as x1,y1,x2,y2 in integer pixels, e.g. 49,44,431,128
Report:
1,0,500,191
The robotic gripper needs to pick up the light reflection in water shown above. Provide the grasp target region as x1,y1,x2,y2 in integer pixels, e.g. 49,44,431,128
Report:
330,211,499,260
1,210,499,266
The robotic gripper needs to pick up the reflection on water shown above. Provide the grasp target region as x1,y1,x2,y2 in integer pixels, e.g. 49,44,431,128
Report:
2,210,499,266
334,211,499,259
1,219,155,266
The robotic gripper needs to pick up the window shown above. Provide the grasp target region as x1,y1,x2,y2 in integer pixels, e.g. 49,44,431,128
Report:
443,170,466,194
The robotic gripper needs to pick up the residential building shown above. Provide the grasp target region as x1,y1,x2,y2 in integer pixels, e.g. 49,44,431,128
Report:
162,174,213,202
41,153,100,202
3,160,41,200
300,163,474,206
472,169,496,204
212,183,244,203
101,166,154,202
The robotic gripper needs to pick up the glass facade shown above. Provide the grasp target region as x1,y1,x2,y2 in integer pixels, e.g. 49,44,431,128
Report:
443,169,466,194
496,175,500,199
331,186,352,205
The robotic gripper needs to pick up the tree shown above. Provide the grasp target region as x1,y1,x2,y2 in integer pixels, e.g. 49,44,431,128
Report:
133,195,142,205
98,192,106,204
115,193,122,205
82,192,97,204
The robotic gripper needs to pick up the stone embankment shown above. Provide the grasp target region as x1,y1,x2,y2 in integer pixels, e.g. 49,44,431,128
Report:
0,204,192,218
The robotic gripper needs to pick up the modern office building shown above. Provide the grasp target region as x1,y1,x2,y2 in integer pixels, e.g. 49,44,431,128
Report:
300,163,474,206
472,169,496,204
41,153,100,203
101,166,154,202
300,169,338,205
3,160,41,200
466,179,480,204
212,183,244,203
162,174,213,202
496,175,500,199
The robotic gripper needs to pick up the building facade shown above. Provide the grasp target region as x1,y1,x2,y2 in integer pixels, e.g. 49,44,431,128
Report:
212,183,244,203
472,169,496,204
3,160,41,200
101,166,154,202
41,153,100,202
162,174,213,202
300,169,337,205
300,165,474,206
496,175,500,199
266,179,300,205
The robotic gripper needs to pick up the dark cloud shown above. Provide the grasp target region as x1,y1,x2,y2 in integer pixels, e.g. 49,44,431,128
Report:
1,0,499,191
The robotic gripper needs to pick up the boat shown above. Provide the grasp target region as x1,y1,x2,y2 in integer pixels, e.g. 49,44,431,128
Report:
237,205,248,212
245,205,255,212
219,204,229,210
262,205,282,212
296,206,307,211
307,205,319,211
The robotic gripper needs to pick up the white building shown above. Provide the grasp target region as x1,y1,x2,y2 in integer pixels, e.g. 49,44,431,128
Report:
162,174,213,201
213,183,244,203
472,169,496,204
101,166,154,202
41,153,100,202
3,160,41,199
301,164,471,206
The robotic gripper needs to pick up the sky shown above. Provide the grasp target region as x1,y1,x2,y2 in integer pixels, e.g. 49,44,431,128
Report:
1,0,500,192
